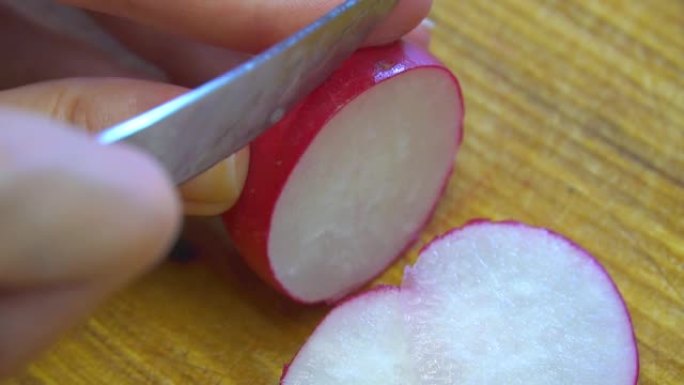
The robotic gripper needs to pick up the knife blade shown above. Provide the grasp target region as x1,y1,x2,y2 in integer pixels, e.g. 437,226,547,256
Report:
97,0,399,184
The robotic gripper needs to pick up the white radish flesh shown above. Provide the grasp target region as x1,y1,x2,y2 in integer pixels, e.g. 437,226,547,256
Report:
270,69,460,303
281,288,412,385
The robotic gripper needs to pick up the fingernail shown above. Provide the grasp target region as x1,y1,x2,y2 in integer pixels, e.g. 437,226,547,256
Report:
180,146,250,216
421,18,436,32
225,146,250,207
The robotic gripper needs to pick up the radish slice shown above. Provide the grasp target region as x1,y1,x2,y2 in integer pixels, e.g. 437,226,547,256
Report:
223,41,464,304
281,288,413,385
281,221,639,385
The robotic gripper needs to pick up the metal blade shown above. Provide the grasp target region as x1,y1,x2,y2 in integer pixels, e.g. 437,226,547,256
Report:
97,0,399,184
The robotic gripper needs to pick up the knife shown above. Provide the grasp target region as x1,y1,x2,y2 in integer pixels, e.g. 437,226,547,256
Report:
97,0,399,184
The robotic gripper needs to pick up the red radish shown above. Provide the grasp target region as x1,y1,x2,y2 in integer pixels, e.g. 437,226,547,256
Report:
222,41,464,304
281,221,639,385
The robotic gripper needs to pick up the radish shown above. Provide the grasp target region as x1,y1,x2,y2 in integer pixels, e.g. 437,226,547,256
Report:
281,221,639,385
222,41,464,304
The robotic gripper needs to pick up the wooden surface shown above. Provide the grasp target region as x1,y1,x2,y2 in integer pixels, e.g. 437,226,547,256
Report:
5,0,683,384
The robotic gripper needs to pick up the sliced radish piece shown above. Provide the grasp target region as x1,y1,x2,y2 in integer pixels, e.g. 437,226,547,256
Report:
281,288,413,385
223,41,464,304
281,221,639,385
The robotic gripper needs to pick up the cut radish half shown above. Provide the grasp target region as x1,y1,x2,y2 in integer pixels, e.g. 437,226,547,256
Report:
281,221,639,385
223,41,464,304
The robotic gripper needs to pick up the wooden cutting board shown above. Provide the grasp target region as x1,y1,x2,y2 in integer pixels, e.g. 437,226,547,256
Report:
5,0,682,384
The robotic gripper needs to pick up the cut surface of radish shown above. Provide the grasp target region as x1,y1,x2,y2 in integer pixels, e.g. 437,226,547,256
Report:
281,288,412,385
223,42,463,304
281,221,638,385
270,69,459,302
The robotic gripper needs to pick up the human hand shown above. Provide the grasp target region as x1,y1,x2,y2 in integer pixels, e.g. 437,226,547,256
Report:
0,0,433,377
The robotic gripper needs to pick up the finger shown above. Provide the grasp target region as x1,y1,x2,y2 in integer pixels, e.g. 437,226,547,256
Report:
404,18,434,48
0,106,178,372
60,0,433,53
0,283,108,377
0,3,155,90
365,0,434,47
91,13,433,89
0,107,181,286
93,14,433,89
92,14,252,87
0,78,249,215
180,147,250,216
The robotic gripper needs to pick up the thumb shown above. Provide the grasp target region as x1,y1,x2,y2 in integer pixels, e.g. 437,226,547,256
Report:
0,78,249,216
0,107,181,375
0,106,181,286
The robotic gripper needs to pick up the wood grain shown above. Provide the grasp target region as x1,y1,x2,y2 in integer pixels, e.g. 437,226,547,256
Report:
4,0,682,384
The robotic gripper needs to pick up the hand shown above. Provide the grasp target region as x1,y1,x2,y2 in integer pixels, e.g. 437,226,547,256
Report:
0,0,433,377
